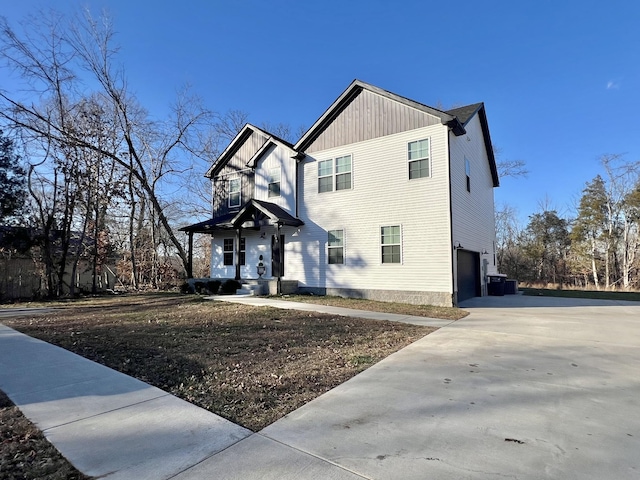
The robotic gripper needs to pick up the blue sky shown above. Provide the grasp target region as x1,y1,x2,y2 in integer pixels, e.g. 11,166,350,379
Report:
2,0,639,224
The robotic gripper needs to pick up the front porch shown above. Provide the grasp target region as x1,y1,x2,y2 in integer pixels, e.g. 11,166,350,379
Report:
180,199,304,295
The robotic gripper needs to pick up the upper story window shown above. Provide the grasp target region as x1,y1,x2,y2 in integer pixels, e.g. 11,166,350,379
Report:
408,139,430,179
229,178,241,207
328,229,344,264
465,157,471,192
318,154,352,193
268,167,281,197
335,155,352,190
381,225,402,264
318,159,333,193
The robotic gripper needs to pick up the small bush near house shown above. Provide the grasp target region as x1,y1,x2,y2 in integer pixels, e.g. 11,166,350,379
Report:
220,279,241,294
194,281,205,294
179,282,194,294
206,280,221,294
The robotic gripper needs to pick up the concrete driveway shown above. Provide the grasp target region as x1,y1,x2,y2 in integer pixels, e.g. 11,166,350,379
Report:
2,296,638,479
186,294,640,479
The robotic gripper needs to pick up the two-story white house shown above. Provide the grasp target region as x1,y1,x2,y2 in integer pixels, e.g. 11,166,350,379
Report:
181,80,500,306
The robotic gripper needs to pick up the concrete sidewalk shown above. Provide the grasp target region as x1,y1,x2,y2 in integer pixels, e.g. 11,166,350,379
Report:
207,294,455,327
2,296,640,479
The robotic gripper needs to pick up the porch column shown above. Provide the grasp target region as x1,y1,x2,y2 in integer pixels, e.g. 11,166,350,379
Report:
187,231,193,279
276,222,282,295
235,227,242,281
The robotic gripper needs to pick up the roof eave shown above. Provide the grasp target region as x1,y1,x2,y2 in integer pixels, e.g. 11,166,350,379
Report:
205,124,254,178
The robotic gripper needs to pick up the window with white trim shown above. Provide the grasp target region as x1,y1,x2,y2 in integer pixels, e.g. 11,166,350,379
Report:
408,139,430,179
381,226,401,264
268,167,281,197
223,237,246,266
318,154,352,193
239,237,246,265
229,178,241,207
223,239,234,265
328,229,344,264
318,159,333,193
335,155,352,190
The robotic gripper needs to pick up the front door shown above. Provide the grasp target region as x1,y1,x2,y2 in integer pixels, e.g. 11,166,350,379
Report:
271,234,285,278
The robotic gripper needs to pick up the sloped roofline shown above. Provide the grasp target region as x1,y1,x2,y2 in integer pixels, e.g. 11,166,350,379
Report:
205,81,499,187
231,199,304,227
294,79,466,152
446,103,499,187
205,123,299,178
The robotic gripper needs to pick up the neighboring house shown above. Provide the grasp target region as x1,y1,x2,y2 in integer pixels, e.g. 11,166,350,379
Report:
181,80,499,306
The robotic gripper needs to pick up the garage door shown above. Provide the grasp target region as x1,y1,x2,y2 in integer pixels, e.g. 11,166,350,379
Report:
457,250,480,302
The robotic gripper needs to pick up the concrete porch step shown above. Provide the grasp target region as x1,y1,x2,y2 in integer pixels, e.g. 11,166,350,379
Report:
236,283,265,296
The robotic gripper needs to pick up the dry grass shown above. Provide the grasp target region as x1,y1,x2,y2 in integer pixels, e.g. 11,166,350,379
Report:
275,294,468,320
3,294,437,431
0,390,91,479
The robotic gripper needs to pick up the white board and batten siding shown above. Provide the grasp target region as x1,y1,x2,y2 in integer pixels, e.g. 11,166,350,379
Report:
253,144,297,217
210,230,274,280
210,141,299,280
449,114,499,293
289,123,454,300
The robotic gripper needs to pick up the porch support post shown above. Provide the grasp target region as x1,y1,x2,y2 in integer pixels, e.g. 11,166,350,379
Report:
276,222,282,295
187,231,194,279
235,227,242,281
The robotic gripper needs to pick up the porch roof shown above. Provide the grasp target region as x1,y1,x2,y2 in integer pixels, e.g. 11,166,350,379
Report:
178,212,236,234
179,200,303,234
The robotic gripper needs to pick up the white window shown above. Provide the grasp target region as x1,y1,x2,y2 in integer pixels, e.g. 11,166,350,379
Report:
328,229,344,264
318,159,333,193
268,167,281,197
223,237,246,266
381,226,401,264
318,155,352,193
335,155,352,191
229,178,241,207
465,157,471,192
408,139,430,179
223,239,234,265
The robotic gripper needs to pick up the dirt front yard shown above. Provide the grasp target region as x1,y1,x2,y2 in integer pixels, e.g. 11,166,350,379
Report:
2,294,438,431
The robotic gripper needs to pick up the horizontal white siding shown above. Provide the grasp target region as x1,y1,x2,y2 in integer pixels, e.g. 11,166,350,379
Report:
449,115,498,294
289,124,453,294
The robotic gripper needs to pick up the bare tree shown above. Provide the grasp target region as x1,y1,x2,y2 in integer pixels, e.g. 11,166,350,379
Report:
0,9,215,278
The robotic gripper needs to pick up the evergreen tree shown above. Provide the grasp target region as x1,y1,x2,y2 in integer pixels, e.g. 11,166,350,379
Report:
0,131,26,223
571,175,608,288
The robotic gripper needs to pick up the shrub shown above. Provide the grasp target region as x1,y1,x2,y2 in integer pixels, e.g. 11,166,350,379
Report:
194,281,205,294
220,279,242,294
180,282,194,294
206,280,221,294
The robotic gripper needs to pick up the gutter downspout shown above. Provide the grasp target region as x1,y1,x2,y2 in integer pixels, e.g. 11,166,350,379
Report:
446,129,456,307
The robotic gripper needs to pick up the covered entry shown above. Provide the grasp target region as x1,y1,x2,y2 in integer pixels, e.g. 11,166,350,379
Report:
179,199,303,285
457,249,480,302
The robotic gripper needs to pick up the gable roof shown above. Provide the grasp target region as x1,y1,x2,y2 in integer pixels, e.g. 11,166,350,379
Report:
295,80,498,187
179,200,303,234
232,199,304,228
205,124,300,178
294,79,466,152
446,103,499,187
